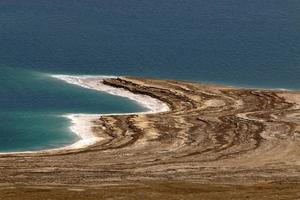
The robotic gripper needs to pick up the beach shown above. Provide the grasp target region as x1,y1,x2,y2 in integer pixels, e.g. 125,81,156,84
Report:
1,76,300,199
52,75,170,152
0,75,168,154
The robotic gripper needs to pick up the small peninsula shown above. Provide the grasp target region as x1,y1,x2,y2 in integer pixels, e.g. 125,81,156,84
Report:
1,76,300,199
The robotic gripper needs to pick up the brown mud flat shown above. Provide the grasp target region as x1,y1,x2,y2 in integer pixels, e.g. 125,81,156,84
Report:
1,182,300,200
1,77,300,199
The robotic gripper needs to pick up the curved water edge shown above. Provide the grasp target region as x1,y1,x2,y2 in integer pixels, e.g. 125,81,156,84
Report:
0,75,170,155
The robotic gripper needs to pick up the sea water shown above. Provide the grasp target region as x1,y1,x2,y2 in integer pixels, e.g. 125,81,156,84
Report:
0,0,299,151
0,67,147,152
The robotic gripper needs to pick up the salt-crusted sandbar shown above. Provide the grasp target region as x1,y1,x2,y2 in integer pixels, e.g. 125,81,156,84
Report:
1,76,300,199
64,114,102,149
51,75,169,113
0,75,169,154
51,75,169,152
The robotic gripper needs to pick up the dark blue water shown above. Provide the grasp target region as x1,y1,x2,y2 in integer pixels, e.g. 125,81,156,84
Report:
0,0,299,151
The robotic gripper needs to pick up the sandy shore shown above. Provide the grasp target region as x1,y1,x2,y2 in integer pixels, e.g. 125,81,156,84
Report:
50,75,169,152
51,75,169,113
0,75,169,155
1,76,300,199
0,75,170,155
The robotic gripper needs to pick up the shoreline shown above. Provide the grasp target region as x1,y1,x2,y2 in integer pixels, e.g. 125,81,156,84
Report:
1,75,295,155
54,75,170,153
0,75,170,155
1,76,300,198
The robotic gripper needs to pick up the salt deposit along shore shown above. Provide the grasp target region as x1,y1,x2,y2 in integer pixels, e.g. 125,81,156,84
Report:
52,75,170,152
1,76,300,199
0,75,169,155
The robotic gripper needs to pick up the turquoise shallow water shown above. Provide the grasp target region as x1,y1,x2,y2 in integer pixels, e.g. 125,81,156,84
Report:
0,67,147,152
0,0,299,152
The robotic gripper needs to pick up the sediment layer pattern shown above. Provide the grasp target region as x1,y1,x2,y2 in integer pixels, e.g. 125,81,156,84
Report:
1,77,300,196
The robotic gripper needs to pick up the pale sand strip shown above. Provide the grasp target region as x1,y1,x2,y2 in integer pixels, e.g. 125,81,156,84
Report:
51,75,169,113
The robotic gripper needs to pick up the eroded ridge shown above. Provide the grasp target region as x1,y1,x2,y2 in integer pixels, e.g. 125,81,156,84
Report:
1,77,300,198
